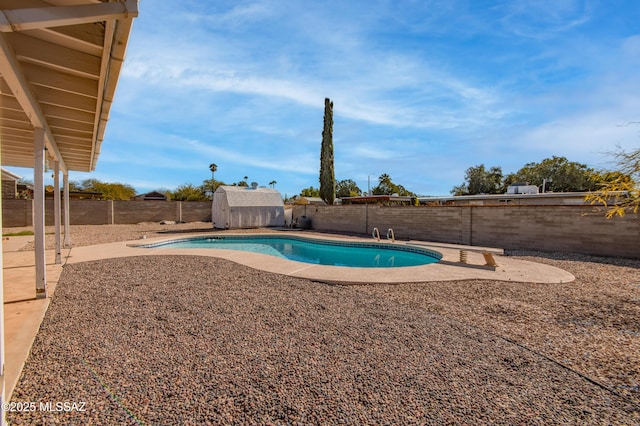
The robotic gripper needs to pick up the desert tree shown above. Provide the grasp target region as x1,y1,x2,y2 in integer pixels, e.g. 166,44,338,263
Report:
170,183,209,201
451,165,503,195
319,98,335,205
77,179,136,200
335,179,362,198
300,186,320,197
372,174,415,196
585,146,639,217
502,156,599,193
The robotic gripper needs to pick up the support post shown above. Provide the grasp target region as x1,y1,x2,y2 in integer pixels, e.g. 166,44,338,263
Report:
53,160,61,264
34,128,47,298
63,172,70,247
0,119,7,425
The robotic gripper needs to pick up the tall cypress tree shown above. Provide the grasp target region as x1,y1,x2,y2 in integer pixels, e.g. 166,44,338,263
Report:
319,98,335,205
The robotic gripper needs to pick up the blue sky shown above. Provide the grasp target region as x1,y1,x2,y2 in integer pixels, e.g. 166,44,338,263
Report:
8,0,640,197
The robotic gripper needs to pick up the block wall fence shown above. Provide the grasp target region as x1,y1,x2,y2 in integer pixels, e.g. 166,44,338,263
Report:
2,199,211,227
292,204,639,258
2,200,638,258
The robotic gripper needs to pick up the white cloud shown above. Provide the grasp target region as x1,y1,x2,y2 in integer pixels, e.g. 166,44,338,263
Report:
100,0,640,197
198,2,274,29
499,0,593,38
515,114,640,167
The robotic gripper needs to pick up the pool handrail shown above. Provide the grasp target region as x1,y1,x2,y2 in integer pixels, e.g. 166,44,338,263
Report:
387,228,395,243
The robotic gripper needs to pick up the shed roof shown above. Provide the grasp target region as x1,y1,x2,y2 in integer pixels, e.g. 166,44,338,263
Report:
1,167,20,180
216,186,284,207
0,0,138,173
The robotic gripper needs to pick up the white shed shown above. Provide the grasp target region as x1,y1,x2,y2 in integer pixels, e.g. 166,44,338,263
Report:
212,186,285,229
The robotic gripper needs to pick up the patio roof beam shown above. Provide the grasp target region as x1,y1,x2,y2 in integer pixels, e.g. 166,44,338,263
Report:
0,1,138,33
0,32,66,173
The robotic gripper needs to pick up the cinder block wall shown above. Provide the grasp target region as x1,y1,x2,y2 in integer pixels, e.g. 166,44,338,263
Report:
64,200,110,225
294,204,466,243
295,204,366,233
113,201,178,224
112,201,212,224
470,206,639,257
180,202,212,223
2,199,32,227
3,201,637,257
2,200,212,226
369,206,466,243
292,205,640,258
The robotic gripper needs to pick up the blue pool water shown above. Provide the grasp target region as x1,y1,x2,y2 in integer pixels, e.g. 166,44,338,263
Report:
141,235,441,268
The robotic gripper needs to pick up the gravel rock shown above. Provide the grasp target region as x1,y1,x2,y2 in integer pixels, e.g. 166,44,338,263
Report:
5,225,640,424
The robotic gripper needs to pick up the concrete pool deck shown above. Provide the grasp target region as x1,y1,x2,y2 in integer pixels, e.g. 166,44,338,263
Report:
2,231,574,401
75,232,575,284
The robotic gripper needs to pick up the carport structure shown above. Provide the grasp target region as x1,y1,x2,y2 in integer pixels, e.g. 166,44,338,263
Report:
0,0,138,420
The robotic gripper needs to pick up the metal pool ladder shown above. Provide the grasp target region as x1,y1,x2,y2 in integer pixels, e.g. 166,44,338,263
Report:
387,228,395,242
372,227,381,241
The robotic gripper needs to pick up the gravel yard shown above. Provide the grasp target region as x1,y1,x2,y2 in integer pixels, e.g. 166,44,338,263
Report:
5,223,640,424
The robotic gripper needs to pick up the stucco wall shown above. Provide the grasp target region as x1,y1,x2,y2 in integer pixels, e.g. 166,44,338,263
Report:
292,204,639,258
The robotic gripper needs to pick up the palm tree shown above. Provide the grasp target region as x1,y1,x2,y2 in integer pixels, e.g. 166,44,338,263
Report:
269,180,277,188
209,163,218,194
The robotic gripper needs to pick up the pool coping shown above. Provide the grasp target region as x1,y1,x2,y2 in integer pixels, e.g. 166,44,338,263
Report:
65,231,575,284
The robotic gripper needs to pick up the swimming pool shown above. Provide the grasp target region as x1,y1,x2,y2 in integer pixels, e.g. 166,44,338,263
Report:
139,235,442,268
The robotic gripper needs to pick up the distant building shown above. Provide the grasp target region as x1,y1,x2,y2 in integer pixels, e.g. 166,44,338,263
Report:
506,182,539,195
1,168,20,199
132,191,168,201
340,195,414,205
295,196,327,205
417,192,593,206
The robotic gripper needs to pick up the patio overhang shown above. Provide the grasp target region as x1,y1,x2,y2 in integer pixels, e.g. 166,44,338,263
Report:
0,0,138,172
0,2,138,418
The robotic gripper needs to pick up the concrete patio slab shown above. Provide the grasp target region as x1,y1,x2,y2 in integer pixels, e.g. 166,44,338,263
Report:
2,236,63,400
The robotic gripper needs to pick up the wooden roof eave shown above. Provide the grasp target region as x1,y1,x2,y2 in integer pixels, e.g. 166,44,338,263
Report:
0,0,139,173
92,11,135,170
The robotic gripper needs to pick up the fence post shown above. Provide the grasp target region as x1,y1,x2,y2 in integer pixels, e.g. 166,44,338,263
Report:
108,200,114,225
